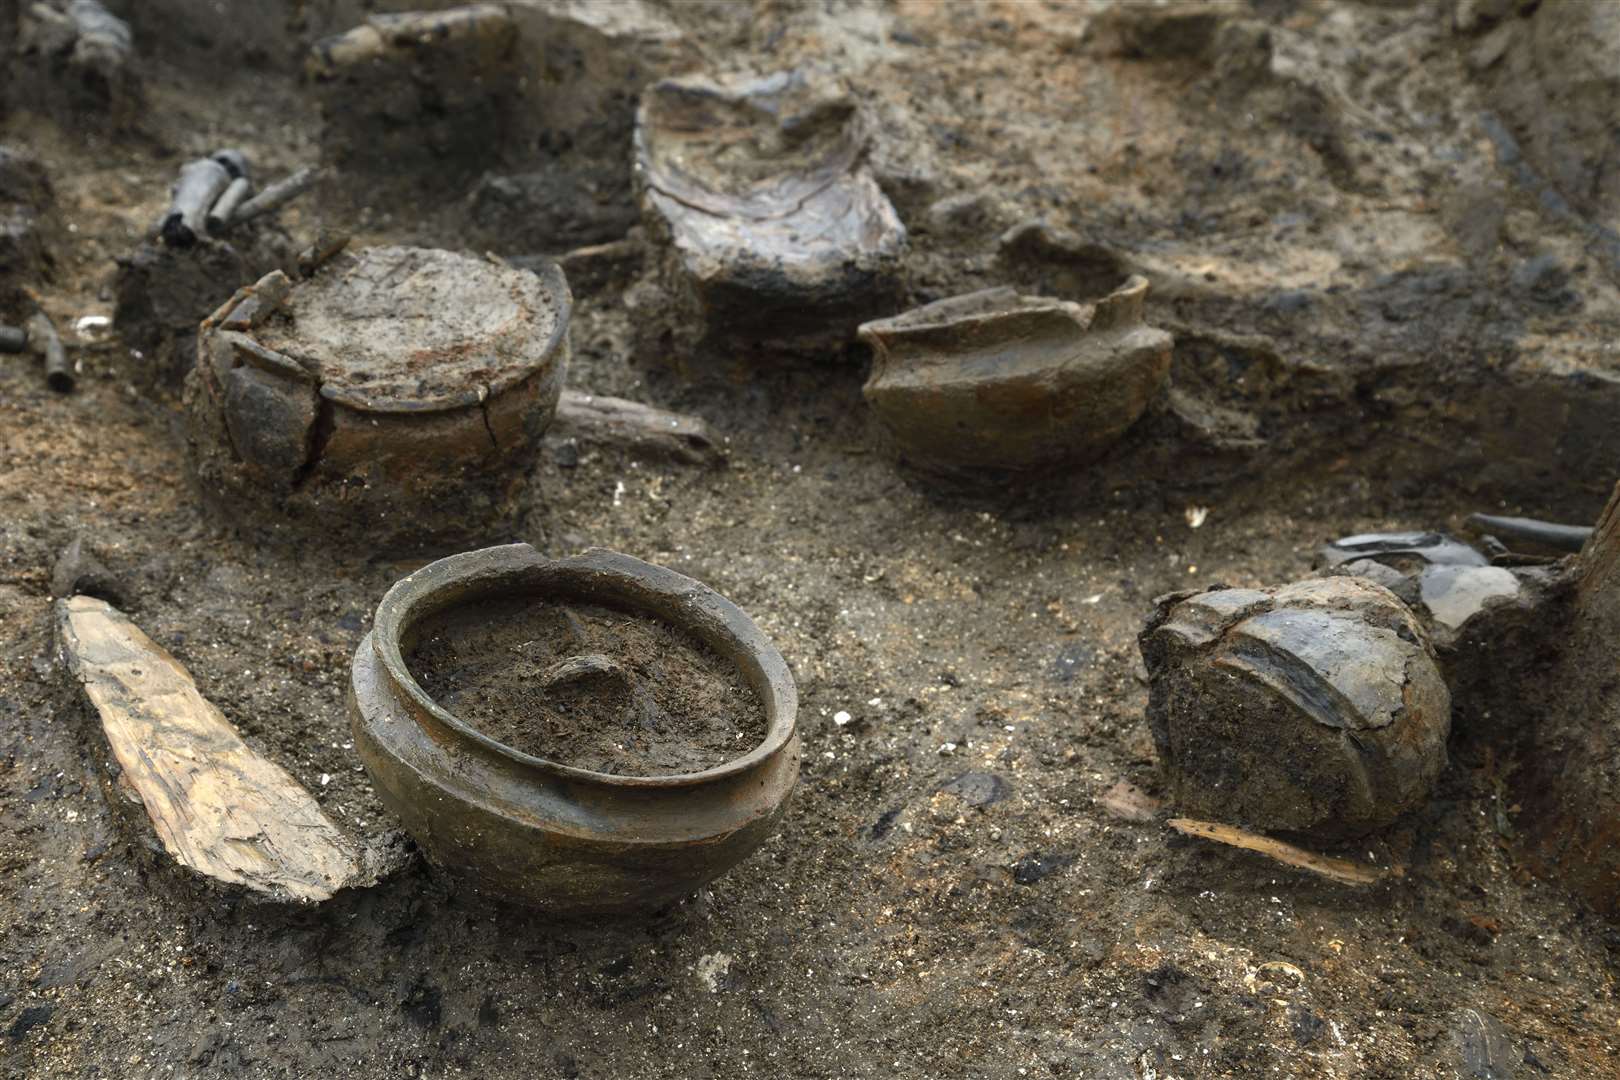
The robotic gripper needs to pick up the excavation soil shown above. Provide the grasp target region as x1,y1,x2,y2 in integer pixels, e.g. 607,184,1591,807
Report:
5,3,1620,1079
408,598,764,776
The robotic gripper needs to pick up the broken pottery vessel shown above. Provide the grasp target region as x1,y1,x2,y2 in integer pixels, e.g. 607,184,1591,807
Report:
632,69,906,355
859,276,1172,476
185,246,569,549
1317,527,1577,747
349,544,800,915
1318,530,1517,630
1139,577,1451,839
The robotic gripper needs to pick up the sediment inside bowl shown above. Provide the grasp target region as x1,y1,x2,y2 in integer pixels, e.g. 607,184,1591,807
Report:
405,593,767,777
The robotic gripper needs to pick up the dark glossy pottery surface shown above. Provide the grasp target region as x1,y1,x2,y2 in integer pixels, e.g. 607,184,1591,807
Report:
349,544,800,915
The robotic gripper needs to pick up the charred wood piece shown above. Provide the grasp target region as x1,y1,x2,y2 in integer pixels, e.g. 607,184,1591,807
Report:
159,158,230,248
26,309,72,392
231,166,318,225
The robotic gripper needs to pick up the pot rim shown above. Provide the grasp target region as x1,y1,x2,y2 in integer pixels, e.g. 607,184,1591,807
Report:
369,543,798,789
214,253,575,416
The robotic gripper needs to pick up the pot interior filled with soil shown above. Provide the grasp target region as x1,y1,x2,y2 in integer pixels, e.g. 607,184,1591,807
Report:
349,544,799,913
407,593,767,777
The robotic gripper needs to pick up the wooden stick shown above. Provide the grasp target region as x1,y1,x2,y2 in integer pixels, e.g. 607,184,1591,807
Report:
553,390,722,466
55,596,362,903
231,165,318,224
206,176,252,233
1167,817,1388,887
25,310,72,392
1465,512,1592,553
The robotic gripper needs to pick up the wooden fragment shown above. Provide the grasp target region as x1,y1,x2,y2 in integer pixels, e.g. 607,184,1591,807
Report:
231,165,319,225
1166,817,1388,887
55,596,360,903
553,390,722,465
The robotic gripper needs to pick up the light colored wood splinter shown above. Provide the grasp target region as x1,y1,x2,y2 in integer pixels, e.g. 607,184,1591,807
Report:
1167,817,1390,887
56,595,360,903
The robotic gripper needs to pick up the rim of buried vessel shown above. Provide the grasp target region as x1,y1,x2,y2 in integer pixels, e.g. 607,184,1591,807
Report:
369,543,798,790
859,277,1149,344
255,252,574,415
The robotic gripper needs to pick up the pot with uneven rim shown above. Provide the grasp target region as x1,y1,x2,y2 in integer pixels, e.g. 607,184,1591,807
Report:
858,275,1173,477
349,544,799,914
632,68,906,352
185,246,570,550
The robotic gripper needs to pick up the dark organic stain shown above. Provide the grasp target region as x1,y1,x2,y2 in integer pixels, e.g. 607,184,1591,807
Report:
7,1004,54,1042
870,806,904,840
400,979,442,1029
1290,1004,1325,1047
1011,852,1075,885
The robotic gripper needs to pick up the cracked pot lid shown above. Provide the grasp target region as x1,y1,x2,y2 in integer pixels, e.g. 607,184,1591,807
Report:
249,245,570,413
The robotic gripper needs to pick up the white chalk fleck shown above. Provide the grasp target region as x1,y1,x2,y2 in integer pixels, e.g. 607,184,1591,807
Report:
695,952,733,992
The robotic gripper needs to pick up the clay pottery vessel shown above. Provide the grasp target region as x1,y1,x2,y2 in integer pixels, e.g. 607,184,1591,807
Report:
1140,577,1451,839
186,246,570,550
858,274,1172,476
349,544,799,914
632,68,905,351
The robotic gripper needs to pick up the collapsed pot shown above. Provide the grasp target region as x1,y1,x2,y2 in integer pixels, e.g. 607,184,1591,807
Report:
349,544,800,914
859,275,1172,476
186,245,570,549
1140,577,1451,839
631,68,906,353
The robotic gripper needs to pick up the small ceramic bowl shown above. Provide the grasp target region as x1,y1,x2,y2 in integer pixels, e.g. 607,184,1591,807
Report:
349,544,799,914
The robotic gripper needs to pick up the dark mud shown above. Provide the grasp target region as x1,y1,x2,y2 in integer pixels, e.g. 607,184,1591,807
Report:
4,2,1620,1079
409,597,764,776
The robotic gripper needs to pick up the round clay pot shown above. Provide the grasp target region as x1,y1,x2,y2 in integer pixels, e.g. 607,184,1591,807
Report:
349,543,800,914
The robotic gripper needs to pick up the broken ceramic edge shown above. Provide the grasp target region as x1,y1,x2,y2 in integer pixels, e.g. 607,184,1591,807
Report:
633,68,906,341
636,70,865,218
1318,530,1487,569
1327,559,1528,635
1417,564,1521,630
1317,527,1541,634
350,543,801,914
185,247,571,547
858,275,1172,475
